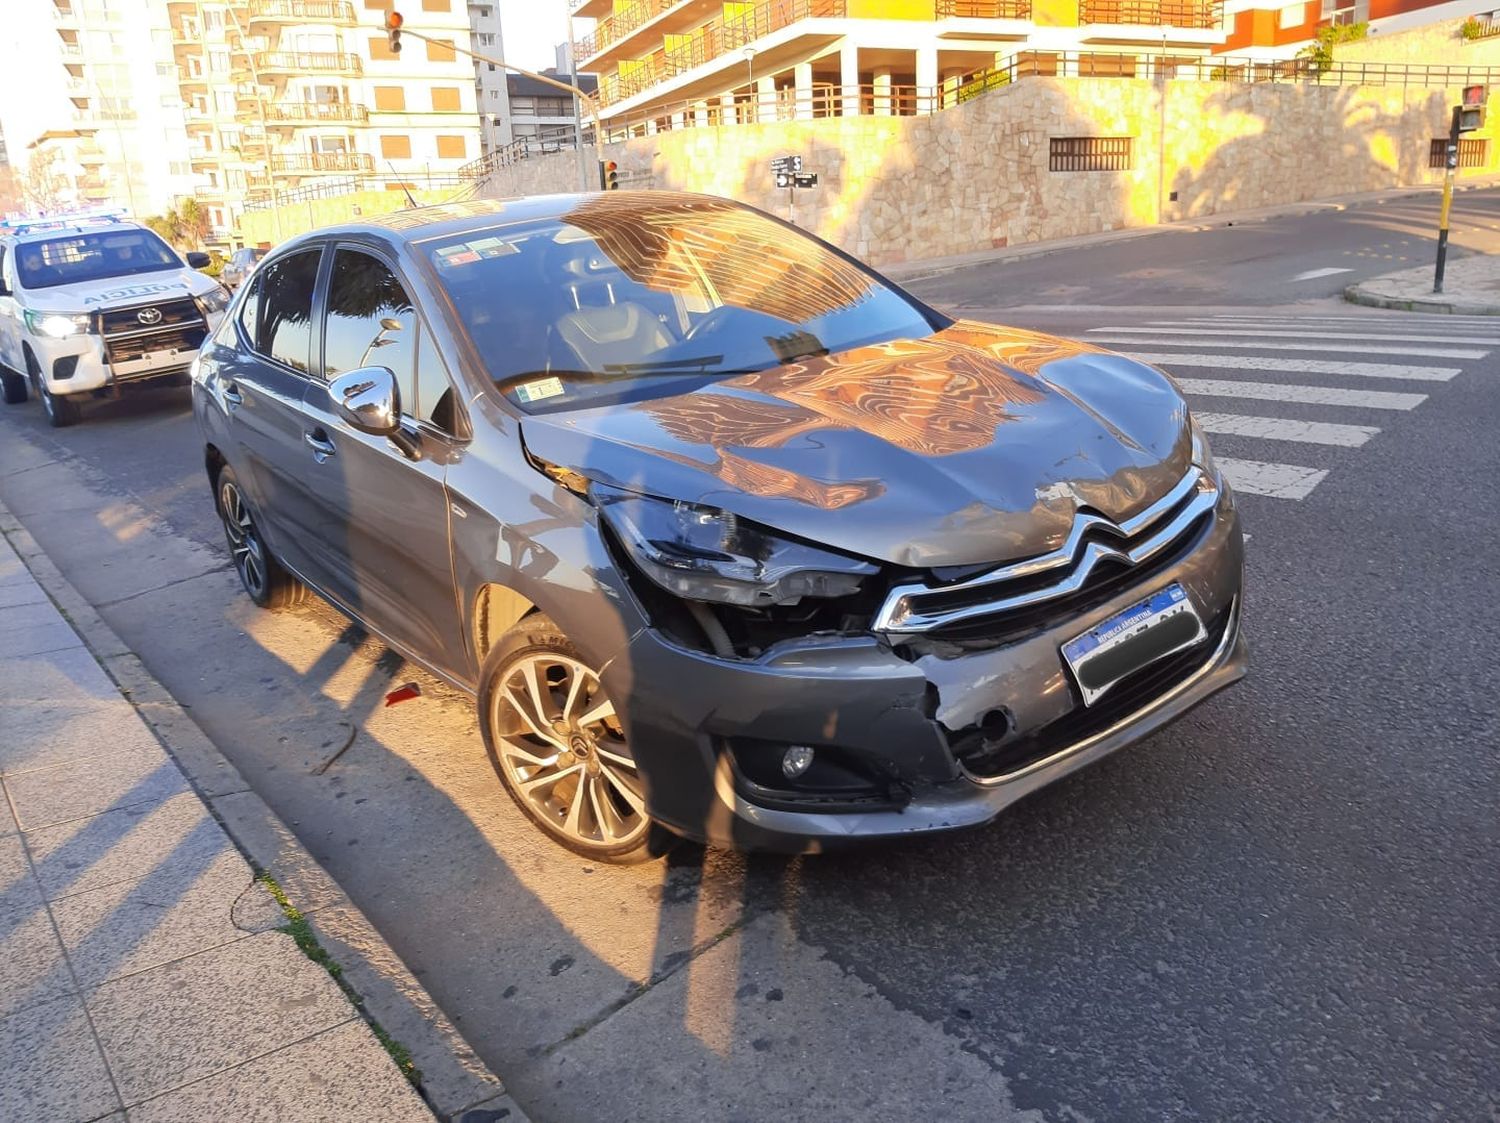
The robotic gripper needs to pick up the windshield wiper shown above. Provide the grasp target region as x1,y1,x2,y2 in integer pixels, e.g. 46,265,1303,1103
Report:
600,354,724,374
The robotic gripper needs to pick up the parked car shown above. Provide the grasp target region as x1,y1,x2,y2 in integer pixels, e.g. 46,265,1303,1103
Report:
192,192,1245,862
0,214,231,426
220,246,267,292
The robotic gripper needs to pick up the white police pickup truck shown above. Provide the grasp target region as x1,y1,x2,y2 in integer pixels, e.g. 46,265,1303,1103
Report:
0,213,230,427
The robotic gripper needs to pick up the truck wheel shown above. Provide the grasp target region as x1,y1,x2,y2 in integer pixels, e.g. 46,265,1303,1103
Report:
0,368,26,405
25,350,78,428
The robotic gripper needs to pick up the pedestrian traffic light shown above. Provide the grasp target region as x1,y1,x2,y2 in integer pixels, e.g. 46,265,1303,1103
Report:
600,160,619,190
385,10,403,54
1459,84,1486,132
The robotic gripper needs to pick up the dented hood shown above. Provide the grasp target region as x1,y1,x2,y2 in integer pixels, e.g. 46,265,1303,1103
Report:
520,321,1193,568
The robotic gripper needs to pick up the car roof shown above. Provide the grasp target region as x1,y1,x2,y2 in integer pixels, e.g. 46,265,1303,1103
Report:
4,221,149,245
288,190,732,249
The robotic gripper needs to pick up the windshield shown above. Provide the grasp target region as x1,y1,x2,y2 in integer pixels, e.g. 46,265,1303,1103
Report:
16,229,183,290
422,196,939,413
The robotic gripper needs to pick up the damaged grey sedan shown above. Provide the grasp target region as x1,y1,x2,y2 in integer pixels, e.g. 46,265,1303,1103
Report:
193,192,1246,862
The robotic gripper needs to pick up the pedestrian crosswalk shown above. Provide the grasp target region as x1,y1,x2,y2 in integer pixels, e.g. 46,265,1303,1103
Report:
1083,312,1499,501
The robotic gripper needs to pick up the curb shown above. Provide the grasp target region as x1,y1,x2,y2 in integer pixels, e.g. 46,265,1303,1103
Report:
0,496,527,1123
1343,283,1500,315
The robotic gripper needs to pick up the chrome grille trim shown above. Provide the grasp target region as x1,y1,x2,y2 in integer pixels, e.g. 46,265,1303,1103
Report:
873,467,1216,634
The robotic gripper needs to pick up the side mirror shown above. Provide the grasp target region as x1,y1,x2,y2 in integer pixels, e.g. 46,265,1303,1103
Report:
186,251,211,269
329,366,400,437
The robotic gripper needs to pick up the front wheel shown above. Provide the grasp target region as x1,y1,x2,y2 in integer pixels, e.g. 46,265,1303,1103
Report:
26,352,77,427
478,615,673,863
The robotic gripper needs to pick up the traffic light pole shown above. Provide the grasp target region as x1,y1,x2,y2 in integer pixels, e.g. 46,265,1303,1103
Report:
391,19,602,193
1434,106,1461,294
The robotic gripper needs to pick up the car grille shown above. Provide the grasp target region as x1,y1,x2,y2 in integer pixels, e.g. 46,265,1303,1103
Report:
874,467,1218,639
98,297,207,373
955,600,1235,779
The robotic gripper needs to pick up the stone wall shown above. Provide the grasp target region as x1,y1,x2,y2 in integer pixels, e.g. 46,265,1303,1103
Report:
479,75,1489,266
1338,16,1500,67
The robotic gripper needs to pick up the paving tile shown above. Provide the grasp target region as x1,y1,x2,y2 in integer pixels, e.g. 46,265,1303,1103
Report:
0,993,121,1122
125,1019,431,1123
23,793,231,902
0,644,121,707
0,580,46,609
0,618,82,659
0,900,75,1018
0,834,41,909
0,701,165,776
88,930,354,1104
6,747,186,831
51,848,283,988
0,601,58,630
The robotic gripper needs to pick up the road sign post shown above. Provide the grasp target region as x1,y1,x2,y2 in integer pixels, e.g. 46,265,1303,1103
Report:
771,156,814,223
1435,86,1486,294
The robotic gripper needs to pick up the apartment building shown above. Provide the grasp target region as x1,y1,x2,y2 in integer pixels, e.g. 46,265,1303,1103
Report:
468,0,515,153
508,69,599,146
1217,0,1491,56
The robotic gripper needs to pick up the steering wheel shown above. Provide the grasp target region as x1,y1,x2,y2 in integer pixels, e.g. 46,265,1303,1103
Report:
683,305,738,342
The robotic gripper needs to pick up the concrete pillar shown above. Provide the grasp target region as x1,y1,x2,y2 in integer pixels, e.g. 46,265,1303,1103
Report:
671,111,685,130
756,75,776,123
693,101,709,128
872,68,892,117
720,93,737,125
916,46,938,114
840,45,860,117
794,62,814,120
645,118,658,135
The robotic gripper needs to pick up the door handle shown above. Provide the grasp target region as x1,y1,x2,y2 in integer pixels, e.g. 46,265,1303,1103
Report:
304,429,337,462
220,379,243,407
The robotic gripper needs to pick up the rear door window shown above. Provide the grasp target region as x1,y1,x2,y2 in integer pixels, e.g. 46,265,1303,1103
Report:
255,249,321,373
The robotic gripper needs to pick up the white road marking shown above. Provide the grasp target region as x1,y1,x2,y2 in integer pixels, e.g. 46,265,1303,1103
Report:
1291,267,1355,281
1217,458,1329,500
1177,379,1427,410
1126,351,1458,382
1088,336,1487,359
1195,412,1379,447
1091,325,1500,346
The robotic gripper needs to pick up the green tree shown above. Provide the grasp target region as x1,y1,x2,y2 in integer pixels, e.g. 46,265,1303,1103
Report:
1297,22,1368,74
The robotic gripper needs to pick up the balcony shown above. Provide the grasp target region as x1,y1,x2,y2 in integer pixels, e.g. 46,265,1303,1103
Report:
60,41,82,58
178,67,210,89
1078,0,1221,28
53,6,77,24
935,0,1031,15
246,0,357,28
262,101,369,125
251,51,362,77
269,151,374,174
576,0,680,63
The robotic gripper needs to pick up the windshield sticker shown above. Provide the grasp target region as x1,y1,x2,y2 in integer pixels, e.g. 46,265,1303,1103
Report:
435,244,481,267
514,377,565,404
468,236,518,259
81,282,190,304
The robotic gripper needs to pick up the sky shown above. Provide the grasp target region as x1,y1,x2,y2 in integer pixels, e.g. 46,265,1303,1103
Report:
501,0,593,72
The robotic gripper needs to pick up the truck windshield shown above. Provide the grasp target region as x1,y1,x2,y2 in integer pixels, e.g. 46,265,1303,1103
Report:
16,230,183,290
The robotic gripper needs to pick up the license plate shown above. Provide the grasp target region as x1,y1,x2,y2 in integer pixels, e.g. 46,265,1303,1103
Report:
1061,583,1207,706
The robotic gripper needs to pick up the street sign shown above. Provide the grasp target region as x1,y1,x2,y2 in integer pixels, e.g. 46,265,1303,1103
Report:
793,172,818,189
770,155,803,174
775,172,791,189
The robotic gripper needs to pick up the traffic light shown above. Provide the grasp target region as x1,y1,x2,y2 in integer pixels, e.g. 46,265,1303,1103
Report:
385,10,403,54
1459,84,1486,132
599,160,619,190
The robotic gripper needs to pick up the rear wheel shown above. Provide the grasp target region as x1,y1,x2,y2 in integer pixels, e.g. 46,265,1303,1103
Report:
0,368,25,405
479,615,673,863
214,465,305,609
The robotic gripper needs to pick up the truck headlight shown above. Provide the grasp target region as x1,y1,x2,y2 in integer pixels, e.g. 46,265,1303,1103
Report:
196,285,231,316
594,485,877,607
25,310,92,339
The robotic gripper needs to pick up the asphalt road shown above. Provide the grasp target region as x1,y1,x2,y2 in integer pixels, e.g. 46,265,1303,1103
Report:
2,200,1496,1122
903,186,1500,308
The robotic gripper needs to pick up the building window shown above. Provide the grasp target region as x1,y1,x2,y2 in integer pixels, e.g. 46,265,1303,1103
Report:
431,86,461,111
426,39,456,62
365,0,392,8
381,134,412,159
422,0,451,9
1049,137,1133,172
1276,2,1306,28
369,35,398,61
436,134,466,159
1430,138,1487,168
373,86,406,111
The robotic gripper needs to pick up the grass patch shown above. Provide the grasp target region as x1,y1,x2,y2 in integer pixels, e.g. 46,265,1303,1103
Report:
256,872,421,1086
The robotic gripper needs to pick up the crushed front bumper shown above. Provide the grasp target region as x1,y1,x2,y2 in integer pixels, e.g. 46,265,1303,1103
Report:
604,490,1245,853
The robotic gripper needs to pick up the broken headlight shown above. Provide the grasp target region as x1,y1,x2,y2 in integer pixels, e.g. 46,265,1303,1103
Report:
594,484,877,607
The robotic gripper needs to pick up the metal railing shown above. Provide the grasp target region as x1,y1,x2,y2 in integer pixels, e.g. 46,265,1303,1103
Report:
576,0,680,61
596,52,1500,140
935,0,1032,16
457,128,591,179
243,169,467,210
245,0,357,23
262,101,369,124
268,151,375,174
1079,0,1222,28
251,51,362,75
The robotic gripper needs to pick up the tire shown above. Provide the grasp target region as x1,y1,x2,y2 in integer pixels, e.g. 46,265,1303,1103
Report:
213,464,306,609
26,350,78,428
1,368,26,405
477,614,674,863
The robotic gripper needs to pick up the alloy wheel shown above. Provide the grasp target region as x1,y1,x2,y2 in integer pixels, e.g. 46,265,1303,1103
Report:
490,653,648,850
218,477,267,599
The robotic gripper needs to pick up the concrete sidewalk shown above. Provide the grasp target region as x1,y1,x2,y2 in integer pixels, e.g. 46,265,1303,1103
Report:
0,530,431,1121
1344,253,1500,314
